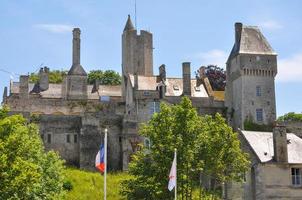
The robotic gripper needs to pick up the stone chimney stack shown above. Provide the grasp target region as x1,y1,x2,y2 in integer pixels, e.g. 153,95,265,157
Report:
159,64,166,81
72,28,81,67
39,66,49,91
3,86,7,101
19,75,29,98
273,125,288,163
235,22,242,44
182,62,191,96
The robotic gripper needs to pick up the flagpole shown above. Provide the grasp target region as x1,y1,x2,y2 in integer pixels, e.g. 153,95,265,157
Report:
174,148,177,200
104,128,108,200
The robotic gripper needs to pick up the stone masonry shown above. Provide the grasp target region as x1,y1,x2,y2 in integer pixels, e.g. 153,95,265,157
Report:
3,16,277,173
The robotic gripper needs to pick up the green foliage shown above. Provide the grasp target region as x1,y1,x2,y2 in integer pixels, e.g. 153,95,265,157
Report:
63,180,73,191
121,97,249,200
278,112,302,122
0,109,65,199
29,70,67,84
244,119,273,131
29,69,121,85
29,72,39,83
87,70,121,85
64,168,130,200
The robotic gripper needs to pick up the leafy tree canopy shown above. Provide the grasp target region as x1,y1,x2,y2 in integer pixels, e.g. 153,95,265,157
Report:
278,112,302,122
121,97,249,200
29,69,121,85
202,65,226,91
30,70,67,84
87,70,121,85
0,107,65,199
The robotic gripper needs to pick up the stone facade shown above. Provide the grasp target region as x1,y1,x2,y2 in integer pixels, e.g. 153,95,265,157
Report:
225,23,277,129
225,126,302,199
2,17,278,175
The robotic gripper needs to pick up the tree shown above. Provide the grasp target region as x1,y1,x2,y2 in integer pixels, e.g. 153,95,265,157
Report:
278,112,302,122
0,107,65,199
30,69,122,85
29,70,67,84
121,97,249,199
87,70,121,85
203,65,226,91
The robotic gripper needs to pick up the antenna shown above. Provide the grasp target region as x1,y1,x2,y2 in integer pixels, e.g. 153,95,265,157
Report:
134,0,137,28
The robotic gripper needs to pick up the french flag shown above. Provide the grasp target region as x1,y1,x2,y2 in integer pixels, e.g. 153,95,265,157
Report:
95,144,105,173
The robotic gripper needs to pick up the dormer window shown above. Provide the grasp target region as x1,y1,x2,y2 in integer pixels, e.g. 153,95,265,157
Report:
173,85,179,90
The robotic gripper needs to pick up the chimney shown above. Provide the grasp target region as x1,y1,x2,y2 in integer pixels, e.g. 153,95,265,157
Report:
3,86,7,101
182,62,191,96
72,28,81,66
273,125,288,163
235,22,242,44
39,66,49,91
198,66,206,79
19,75,29,98
159,64,166,81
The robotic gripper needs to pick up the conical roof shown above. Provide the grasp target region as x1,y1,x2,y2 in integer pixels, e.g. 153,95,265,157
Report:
123,15,135,32
68,64,87,76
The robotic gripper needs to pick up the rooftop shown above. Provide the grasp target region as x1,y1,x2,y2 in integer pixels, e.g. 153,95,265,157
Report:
241,130,302,164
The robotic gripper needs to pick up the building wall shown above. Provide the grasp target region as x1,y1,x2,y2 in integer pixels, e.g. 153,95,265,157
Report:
39,115,82,166
280,121,302,138
226,54,277,129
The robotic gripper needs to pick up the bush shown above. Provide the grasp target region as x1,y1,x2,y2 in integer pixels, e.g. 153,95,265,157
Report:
63,180,73,191
244,119,273,131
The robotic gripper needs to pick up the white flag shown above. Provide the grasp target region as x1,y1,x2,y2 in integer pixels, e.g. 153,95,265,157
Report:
168,153,176,191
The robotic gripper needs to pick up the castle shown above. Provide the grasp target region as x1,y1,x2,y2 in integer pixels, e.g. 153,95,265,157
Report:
2,16,277,171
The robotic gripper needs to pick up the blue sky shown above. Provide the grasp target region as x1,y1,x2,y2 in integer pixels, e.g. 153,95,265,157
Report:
0,0,301,116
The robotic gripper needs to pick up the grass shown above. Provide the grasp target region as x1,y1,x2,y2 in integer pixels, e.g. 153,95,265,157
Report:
63,168,221,200
64,168,130,200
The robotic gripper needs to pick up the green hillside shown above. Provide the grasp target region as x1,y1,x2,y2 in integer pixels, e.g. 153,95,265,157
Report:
64,168,130,200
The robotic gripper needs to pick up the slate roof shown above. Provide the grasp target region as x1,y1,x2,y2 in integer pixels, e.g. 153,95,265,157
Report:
68,64,87,76
10,82,121,99
128,75,208,97
228,24,276,61
241,130,302,164
123,15,135,32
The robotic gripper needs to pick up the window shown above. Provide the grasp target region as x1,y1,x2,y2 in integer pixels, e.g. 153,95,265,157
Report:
74,134,77,143
40,134,44,142
256,109,263,122
194,86,201,92
292,168,301,186
47,134,51,144
149,101,160,115
143,91,150,96
173,85,179,90
256,86,261,96
66,134,70,143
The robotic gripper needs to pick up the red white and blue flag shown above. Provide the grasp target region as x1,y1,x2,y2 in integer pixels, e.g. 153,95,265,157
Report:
95,144,105,173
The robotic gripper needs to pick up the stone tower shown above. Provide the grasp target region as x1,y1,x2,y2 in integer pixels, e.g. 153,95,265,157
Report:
225,23,277,129
121,15,153,97
66,28,87,100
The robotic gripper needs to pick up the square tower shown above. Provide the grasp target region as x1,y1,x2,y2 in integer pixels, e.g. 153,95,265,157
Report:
225,23,277,129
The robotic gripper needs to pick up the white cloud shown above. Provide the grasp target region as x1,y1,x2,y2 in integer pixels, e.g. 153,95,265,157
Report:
277,53,302,82
192,49,228,69
34,24,74,33
259,20,283,30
